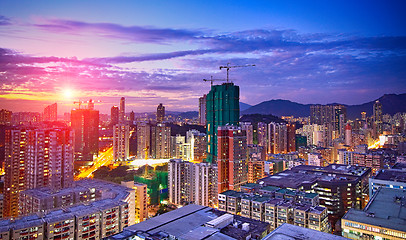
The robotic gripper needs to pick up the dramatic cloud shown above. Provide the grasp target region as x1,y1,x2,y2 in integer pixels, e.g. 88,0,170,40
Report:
33,19,204,43
1,17,405,112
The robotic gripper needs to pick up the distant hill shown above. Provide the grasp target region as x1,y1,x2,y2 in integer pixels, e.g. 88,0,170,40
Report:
242,99,311,117
240,102,252,111
242,93,406,119
240,114,285,125
347,94,406,119
177,111,198,119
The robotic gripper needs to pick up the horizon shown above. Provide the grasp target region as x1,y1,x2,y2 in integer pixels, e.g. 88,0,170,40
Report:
1,1,406,114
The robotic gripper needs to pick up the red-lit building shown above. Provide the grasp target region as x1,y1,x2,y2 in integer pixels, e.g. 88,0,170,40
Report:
217,125,247,193
71,108,99,161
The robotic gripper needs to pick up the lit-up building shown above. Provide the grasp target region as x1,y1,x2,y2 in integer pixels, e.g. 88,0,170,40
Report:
156,103,165,123
258,164,371,231
136,122,150,159
150,123,171,159
0,109,12,125
373,100,383,137
342,188,406,240
217,125,247,193
111,106,119,125
120,97,125,123
198,94,206,125
113,124,130,161
168,159,217,207
71,108,99,161
4,127,74,218
43,103,57,121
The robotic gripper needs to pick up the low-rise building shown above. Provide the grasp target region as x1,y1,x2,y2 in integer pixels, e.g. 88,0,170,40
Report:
342,188,406,240
219,188,330,233
263,223,348,240
108,204,271,240
369,168,406,197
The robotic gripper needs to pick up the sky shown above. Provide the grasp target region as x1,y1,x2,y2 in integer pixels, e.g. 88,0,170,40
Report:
1,0,406,114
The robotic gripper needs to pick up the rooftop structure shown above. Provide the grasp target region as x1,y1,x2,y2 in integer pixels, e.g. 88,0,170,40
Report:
342,188,406,240
262,223,348,240
369,168,406,196
258,164,371,231
108,204,270,240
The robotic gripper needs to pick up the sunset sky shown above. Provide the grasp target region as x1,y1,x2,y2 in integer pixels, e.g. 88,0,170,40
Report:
1,0,406,114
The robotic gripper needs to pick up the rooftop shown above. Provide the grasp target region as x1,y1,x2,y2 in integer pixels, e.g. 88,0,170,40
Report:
262,223,348,240
373,169,406,183
342,188,406,233
259,164,370,189
111,204,269,240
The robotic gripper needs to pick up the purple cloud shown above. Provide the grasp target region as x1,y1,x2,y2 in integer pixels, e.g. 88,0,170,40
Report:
34,19,204,43
0,15,11,26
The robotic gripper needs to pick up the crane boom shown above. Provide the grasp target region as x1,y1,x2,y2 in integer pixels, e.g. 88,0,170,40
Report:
203,76,227,86
219,63,255,83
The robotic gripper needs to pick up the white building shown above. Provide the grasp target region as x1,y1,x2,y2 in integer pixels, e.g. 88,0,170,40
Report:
113,124,130,161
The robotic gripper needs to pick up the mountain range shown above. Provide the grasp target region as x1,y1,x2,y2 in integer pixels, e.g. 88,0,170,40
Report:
241,93,406,119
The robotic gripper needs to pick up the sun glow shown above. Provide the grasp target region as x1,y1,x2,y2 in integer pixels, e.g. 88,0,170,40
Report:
63,88,74,99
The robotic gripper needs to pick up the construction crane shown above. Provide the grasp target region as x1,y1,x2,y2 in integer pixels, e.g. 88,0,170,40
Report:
219,63,255,83
73,99,101,109
203,76,227,86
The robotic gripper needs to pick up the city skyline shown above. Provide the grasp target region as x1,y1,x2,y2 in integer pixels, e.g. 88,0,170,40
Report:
1,0,406,114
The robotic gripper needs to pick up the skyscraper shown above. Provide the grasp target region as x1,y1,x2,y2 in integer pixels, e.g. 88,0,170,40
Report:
157,103,165,123
130,111,135,122
43,103,57,121
373,100,383,137
71,108,99,161
217,125,247,193
111,106,119,125
113,124,130,161
206,83,240,163
0,109,12,125
198,94,207,125
120,97,125,123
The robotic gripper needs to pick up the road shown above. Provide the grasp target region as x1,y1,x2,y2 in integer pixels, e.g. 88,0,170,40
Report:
75,146,114,179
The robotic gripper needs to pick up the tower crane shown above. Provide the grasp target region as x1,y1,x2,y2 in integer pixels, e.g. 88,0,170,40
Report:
203,76,228,86
219,63,255,83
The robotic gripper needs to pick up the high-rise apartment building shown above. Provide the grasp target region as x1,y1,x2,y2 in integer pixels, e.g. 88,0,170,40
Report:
268,122,288,154
136,123,150,159
206,83,240,163
156,103,165,123
241,122,254,145
121,181,148,223
111,106,119,125
4,128,27,218
120,97,125,123
198,94,207,125
113,124,130,161
217,125,247,193
43,103,57,121
257,122,268,150
4,127,74,218
0,109,12,125
373,100,383,137
310,104,346,146
150,123,171,159
186,129,207,162
168,159,217,207
287,123,296,152
71,108,99,161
